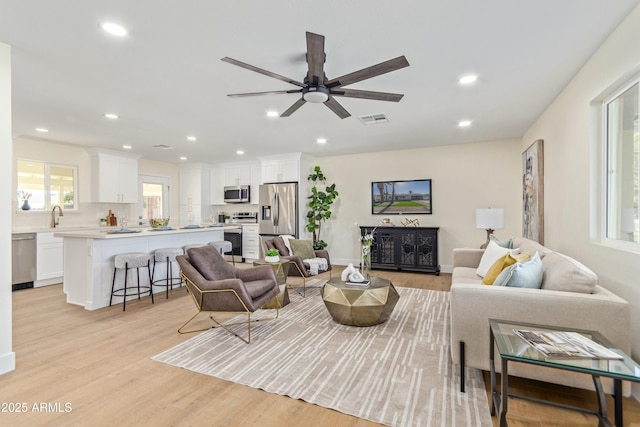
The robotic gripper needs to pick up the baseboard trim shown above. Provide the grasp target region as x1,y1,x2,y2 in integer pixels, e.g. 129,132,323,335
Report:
0,351,16,375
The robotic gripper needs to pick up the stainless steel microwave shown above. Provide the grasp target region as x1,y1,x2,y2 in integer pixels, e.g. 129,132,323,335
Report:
224,185,250,203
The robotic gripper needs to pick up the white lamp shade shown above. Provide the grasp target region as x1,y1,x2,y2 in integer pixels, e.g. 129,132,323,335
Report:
476,208,504,230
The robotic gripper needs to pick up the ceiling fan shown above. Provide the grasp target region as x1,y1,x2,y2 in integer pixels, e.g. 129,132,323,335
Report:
221,31,410,119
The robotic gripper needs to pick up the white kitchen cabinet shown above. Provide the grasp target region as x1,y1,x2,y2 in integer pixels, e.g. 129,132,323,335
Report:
224,165,252,187
261,158,300,183
179,164,211,226
88,150,140,203
210,167,225,205
36,232,63,287
242,224,260,261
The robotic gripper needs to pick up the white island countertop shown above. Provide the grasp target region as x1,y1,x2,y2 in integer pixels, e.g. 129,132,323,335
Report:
57,225,241,310
53,225,241,239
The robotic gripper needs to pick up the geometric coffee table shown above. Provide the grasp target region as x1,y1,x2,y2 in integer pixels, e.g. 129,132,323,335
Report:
321,276,400,327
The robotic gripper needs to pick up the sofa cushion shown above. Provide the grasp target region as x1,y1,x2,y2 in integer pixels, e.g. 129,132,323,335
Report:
541,252,597,293
187,245,236,281
490,235,513,248
476,240,520,278
451,266,484,285
482,252,532,285
493,252,543,288
289,239,316,260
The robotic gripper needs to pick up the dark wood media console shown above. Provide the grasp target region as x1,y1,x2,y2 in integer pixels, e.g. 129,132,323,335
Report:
360,226,440,275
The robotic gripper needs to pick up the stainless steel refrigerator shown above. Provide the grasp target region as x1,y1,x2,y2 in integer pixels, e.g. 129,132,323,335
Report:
259,182,298,237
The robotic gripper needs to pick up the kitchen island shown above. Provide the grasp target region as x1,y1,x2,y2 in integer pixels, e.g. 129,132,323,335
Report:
54,226,241,310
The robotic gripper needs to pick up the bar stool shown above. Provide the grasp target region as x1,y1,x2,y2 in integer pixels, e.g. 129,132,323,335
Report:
151,247,184,298
209,240,235,265
110,252,153,311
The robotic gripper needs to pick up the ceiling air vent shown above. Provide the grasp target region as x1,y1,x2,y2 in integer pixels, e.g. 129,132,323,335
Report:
358,113,389,125
152,144,175,150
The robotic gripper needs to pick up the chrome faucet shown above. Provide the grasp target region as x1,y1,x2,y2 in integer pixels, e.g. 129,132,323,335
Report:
51,205,64,228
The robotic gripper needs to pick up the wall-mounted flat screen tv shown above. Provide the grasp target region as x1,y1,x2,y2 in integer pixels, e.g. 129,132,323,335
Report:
371,179,432,215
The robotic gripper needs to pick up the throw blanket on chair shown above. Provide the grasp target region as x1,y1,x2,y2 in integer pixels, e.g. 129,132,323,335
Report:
303,257,328,276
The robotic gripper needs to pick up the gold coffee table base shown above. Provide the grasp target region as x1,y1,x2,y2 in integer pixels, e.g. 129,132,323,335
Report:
321,277,399,327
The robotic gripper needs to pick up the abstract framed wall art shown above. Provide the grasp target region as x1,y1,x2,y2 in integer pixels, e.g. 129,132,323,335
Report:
522,139,544,244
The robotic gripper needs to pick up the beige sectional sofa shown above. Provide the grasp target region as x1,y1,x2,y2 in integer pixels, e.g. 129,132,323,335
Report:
449,237,631,394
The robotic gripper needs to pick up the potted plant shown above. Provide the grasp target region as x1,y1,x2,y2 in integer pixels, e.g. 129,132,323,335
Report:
306,166,339,250
265,249,280,263
18,190,32,211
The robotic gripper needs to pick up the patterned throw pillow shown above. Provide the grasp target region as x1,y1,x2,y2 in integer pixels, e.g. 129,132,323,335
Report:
289,239,316,260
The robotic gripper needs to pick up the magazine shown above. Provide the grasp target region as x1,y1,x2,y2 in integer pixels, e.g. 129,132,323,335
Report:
513,329,623,360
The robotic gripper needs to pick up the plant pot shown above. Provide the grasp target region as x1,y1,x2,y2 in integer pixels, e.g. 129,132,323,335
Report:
20,200,31,211
265,255,280,263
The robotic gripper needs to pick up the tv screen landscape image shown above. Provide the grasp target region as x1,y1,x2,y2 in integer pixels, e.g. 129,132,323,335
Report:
371,179,432,215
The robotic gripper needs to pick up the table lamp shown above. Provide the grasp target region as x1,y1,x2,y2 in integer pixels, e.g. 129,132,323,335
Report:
476,208,504,249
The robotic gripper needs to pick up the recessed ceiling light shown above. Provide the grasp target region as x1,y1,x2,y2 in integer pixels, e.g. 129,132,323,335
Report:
179,156,187,161
459,75,478,85
266,111,279,118
101,22,128,37
458,120,472,127
35,128,48,133
236,150,245,155
104,113,119,119
316,138,327,144
186,136,197,141
122,145,132,150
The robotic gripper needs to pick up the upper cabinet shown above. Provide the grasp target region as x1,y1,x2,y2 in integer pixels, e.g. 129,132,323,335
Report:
87,148,140,203
261,156,301,183
210,161,261,205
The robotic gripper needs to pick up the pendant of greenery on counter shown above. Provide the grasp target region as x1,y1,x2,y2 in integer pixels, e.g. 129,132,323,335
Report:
306,166,339,250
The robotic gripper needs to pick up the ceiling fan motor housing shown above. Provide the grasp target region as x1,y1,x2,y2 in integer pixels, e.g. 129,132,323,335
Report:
303,85,330,103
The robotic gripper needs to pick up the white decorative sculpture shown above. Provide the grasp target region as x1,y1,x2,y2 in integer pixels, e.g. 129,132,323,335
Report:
348,271,366,283
341,263,357,281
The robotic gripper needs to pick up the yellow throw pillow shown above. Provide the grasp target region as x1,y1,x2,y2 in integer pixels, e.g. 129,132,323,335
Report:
482,252,531,285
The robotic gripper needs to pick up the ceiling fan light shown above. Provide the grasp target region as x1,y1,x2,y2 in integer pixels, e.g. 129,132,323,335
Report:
303,91,329,103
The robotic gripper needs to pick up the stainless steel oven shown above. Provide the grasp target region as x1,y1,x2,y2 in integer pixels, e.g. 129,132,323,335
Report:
223,229,243,262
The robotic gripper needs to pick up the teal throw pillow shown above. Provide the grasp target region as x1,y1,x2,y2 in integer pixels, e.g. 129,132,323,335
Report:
490,235,513,249
493,252,543,289
289,239,316,260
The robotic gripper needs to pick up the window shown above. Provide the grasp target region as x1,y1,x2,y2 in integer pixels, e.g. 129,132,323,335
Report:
138,175,170,223
605,80,639,245
17,160,77,210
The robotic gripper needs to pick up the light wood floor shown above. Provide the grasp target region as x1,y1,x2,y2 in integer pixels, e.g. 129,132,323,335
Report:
2,266,639,426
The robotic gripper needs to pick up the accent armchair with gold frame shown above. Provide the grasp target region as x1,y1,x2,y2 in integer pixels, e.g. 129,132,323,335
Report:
176,246,280,343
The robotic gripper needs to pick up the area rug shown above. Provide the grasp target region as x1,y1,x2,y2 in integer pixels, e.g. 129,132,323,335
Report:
153,281,492,427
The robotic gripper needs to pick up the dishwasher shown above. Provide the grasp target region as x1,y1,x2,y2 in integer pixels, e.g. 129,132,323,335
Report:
12,233,36,291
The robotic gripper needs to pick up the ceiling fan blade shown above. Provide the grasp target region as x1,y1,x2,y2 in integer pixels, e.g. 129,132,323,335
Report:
324,96,351,119
280,98,307,117
221,57,305,87
227,89,302,98
325,56,410,88
306,32,325,85
331,88,404,102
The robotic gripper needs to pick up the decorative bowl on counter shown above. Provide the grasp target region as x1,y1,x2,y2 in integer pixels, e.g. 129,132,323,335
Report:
150,218,170,228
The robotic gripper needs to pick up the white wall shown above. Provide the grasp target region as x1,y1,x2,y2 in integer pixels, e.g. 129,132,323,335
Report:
316,139,523,269
523,3,640,392
1,42,16,375
12,138,180,229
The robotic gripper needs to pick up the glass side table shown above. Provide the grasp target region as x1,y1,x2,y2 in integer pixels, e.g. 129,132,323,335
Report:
489,318,640,427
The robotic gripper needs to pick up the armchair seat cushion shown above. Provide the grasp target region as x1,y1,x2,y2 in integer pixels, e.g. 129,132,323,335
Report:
245,279,279,299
